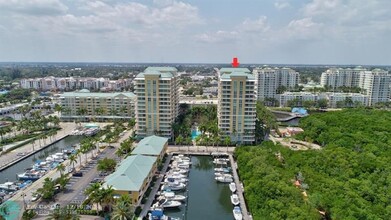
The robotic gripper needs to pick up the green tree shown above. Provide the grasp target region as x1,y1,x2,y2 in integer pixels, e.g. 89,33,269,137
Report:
97,158,117,172
37,178,55,201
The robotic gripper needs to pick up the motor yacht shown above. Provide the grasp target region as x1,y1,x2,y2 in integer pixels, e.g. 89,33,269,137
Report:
165,177,188,184
0,182,19,192
231,194,240,206
233,206,243,220
214,167,231,173
17,170,44,181
214,172,233,178
229,182,237,193
161,182,186,191
161,191,187,201
155,199,182,209
215,176,233,183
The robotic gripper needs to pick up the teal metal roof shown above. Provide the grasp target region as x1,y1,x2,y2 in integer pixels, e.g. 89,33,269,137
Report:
103,155,157,192
60,92,135,98
136,69,175,79
145,67,178,72
220,72,255,80
220,68,250,73
132,135,168,156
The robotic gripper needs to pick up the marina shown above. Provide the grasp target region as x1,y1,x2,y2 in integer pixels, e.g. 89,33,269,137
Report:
146,154,249,220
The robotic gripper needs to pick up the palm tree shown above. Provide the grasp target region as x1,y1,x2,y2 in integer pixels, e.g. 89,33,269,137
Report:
56,164,65,176
224,136,231,152
101,185,115,212
75,149,82,166
112,195,134,220
69,154,77,171
58,174,70,191
54,104,62,117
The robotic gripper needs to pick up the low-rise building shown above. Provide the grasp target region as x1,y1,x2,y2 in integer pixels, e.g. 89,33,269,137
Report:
279,92,318,107
59,90,135,122
131,135,168,161
103,155,157,205
327,93,369,108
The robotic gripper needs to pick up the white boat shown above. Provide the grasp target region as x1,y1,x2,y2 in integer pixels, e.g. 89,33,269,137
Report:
214,167,232,173
169,163,189,169
161,182,187,191
17,170,44,181
229,182,237,193
155,199,182,209
0,182,19,192
233,206,243,220
172,154,190,161
214,172,233,178
46,156,54,162
164,177,188,184
170,168,188,175
215,176,233,183
231,194,240,206
213,160,227,165
166,172,187,179
171,160,191,166
161,191,187,201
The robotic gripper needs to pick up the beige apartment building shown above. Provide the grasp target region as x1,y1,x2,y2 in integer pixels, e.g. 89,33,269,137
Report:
218,68,256,144
59,89,136,122
134,67,179,140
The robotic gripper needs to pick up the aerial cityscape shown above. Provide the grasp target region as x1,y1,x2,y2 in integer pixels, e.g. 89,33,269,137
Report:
1,1,391,220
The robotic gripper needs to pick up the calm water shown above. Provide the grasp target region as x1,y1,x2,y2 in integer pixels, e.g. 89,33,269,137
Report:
0,135,84,182
165,156,233,220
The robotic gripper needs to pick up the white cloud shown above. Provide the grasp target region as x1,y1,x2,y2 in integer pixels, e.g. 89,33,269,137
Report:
0,0,68,16
274,0,290,10
286,17,323,40
240,16,270,33
195,31,239,43
303,0,339,17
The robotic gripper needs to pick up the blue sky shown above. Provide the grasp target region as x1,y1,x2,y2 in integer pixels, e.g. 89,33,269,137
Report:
0,0,390,65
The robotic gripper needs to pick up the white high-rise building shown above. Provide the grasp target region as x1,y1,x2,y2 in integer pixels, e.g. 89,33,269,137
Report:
321,67,390,106
253,67,299,100
218,68,256,144
320,67,366,88
361,69,391,106
135,67,179,140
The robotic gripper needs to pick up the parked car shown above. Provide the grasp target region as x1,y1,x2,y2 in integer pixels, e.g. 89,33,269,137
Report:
31,193,41,202
72,172,83,177
91,178,102,183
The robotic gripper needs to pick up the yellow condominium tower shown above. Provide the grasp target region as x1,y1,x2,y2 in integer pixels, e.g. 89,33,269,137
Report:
135,67,179,140
218,68,256,145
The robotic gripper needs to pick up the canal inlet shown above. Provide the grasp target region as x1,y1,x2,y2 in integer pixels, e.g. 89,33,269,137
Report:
0,135,84,182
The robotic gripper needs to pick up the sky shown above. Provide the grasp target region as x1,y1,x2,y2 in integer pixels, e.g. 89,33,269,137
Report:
0,0,390,65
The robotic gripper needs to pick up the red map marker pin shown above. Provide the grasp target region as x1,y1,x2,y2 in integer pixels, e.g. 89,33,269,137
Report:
232,57,239,68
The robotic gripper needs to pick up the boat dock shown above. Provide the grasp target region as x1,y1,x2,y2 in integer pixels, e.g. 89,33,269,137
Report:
0,135,69,172
230,155,252,220
139,154,173,219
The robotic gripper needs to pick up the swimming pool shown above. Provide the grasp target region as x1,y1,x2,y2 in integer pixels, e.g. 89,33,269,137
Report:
191,130,201,140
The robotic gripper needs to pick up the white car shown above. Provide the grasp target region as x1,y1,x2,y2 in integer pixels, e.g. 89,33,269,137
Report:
31,193,41,202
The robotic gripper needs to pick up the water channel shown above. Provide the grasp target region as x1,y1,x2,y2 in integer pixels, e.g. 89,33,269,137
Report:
0,136,84,182
165,155,233,220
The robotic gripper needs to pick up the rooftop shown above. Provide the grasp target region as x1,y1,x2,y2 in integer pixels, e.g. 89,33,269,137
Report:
220,68,250,73
103,154,157,192
60,91,136,98
144,67,178,72
132,135,168,156
220,71,255,80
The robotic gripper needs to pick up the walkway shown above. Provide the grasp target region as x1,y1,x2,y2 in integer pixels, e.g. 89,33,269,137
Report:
139,153,173,219
230,155,252,220
0,122,76,170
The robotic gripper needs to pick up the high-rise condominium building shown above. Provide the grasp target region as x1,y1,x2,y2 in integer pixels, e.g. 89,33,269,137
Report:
218,68,256,144
321,67,390,106
253,67,299,100
320,67,366,88
59,90,135,122
361,69,391,106
135,67,179,140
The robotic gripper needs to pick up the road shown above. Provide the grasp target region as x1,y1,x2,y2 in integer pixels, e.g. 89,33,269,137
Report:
33,128,133,216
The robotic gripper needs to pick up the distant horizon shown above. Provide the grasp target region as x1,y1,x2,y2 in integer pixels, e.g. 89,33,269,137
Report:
0,61,390,68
